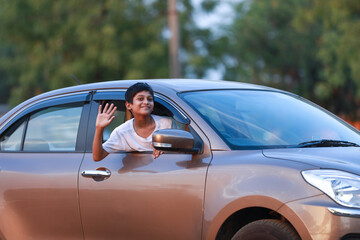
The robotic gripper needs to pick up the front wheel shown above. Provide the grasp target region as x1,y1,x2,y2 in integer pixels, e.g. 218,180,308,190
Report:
231,219,300,240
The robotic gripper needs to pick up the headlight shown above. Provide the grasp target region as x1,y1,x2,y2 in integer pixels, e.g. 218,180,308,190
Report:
302,169,360,208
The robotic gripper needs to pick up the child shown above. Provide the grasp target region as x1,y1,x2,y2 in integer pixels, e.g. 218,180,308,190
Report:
92,82,172,161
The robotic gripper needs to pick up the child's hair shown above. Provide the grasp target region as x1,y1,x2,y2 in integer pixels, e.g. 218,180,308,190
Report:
125,82,154,103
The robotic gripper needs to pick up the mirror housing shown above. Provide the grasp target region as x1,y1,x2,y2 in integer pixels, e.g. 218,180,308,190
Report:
152,129,200,153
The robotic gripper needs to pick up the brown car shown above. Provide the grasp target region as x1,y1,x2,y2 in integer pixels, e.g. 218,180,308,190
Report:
1,79,360,240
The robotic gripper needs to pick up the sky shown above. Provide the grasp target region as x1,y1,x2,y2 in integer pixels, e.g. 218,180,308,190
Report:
192,0,236,29
191,0,243,80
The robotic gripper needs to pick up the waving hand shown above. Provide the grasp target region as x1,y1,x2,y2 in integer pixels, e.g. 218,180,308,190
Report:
96,103,117,129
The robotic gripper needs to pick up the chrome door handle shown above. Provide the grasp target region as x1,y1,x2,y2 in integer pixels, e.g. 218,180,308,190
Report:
81,170,111,178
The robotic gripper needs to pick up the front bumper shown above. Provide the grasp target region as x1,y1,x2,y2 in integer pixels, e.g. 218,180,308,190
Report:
278,194,360,240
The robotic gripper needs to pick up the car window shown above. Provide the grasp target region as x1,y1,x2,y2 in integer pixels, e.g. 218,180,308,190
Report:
181,90,360,149
98,99,186,143
23,103,83,151
96,100,127,142
0,119,26,151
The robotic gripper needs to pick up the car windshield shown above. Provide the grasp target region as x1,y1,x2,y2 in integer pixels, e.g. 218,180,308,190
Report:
181,90,360,149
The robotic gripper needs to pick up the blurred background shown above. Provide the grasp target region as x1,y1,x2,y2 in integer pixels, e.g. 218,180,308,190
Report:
0,0,360,127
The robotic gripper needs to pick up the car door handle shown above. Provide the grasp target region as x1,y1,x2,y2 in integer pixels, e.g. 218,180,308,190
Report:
81,169,111,178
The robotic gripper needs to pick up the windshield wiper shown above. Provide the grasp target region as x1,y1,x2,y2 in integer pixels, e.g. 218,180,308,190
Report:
297,139,360,148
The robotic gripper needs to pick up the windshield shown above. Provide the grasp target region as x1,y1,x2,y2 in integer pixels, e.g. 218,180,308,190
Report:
181,90,360,149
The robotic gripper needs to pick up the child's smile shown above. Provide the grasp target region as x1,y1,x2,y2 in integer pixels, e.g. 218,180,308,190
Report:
129,90,154,116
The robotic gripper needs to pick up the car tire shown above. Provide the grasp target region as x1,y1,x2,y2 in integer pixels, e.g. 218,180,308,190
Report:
231,219,300,240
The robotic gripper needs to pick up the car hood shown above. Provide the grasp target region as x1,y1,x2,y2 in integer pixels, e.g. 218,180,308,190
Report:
263,147,360,175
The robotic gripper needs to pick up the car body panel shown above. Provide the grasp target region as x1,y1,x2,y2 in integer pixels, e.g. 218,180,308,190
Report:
79,152,210,240
263,147,360,174
202,150,319,240
279,194,360,239
0,153,84,239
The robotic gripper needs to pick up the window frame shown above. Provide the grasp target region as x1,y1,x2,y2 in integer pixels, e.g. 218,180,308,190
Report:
85,90,191,153
0,93,91,153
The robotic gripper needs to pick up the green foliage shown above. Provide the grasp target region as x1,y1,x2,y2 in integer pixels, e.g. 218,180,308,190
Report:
2,0,360,119
215,0,360,119
201,0,217,12
312,0,360,116
0,0,213,106
218,0,320,93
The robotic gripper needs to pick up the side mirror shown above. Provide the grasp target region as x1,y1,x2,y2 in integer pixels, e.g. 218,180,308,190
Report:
152,129,200,153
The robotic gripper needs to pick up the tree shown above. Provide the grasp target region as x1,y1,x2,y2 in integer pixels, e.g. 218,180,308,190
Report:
215,0,360,119
308,0,360,118
0,0,214,106
217,0,321,94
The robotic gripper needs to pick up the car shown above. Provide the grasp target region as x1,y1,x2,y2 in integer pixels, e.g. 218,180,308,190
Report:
1,79,360,240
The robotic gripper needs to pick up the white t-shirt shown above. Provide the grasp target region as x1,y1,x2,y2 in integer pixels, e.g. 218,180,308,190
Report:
103,115,172,153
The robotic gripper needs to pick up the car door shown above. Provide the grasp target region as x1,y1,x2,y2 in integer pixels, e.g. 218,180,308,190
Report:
0,93,90,240
78,90,212,240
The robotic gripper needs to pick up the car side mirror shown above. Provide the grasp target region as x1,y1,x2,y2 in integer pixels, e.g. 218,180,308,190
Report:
152,129,200,153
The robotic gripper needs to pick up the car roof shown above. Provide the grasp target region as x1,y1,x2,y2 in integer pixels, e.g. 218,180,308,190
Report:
142,79,272,92
46,78,273,95
0,79,277,125
17,79,275,105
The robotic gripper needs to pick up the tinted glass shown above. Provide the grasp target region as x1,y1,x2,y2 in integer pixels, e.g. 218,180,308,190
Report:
182,90,360,149
0,119,25,151
24,104,83,151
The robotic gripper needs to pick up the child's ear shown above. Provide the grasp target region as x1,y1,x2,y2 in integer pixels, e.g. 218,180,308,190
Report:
125,101,132,110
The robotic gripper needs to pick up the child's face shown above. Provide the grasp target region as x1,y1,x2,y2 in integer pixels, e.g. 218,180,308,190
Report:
127,90,154,116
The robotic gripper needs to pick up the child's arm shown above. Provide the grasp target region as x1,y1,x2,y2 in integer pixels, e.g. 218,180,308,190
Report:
93,103,117,161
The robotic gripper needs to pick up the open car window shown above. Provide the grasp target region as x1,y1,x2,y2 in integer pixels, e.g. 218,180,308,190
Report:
97,99,185,143
96,100,127,143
